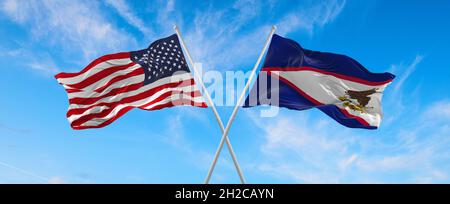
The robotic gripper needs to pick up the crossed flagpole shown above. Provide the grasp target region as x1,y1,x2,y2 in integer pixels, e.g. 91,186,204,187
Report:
173,25,277,184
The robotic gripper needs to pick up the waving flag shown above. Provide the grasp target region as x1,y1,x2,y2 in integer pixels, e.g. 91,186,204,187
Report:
244,34,395,129
55,34,207,130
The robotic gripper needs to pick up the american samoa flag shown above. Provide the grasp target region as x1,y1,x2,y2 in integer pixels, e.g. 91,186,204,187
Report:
55,34,207,130
244,34,395,129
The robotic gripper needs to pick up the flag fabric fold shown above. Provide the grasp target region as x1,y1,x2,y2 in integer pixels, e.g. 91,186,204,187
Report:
55,34,207,130
244,34,395,129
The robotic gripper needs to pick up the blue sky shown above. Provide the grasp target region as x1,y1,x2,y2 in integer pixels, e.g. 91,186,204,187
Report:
0,0,450,184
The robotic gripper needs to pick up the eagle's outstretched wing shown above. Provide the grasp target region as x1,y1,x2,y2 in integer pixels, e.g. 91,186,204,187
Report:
346,88,378,107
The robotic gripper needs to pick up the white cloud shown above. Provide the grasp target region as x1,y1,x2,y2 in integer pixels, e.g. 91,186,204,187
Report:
339,154,358,171
0,0,135,61
0,160,48,183
182,0,346,71
391,55,424,94
246,97,450,183
382,55,424,124
166,0,175,12
0,46,60,76
28,61,60,75
277,0,346,35
423,100,450,120
0,0,29,23
105,0,152,35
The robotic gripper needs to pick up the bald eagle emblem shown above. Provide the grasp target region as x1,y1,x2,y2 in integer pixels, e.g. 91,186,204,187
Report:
338,88,379,113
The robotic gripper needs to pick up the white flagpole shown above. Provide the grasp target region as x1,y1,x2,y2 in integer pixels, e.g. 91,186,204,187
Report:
204,25,277,184
173,25,246,184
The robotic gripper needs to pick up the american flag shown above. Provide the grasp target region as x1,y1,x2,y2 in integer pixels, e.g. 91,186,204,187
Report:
55,34,207,130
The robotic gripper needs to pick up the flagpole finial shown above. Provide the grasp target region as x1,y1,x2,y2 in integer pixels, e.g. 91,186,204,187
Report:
272,25,277,30
173,24,178,31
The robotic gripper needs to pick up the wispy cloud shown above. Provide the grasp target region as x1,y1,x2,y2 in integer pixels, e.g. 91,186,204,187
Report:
382,55,424,124
246,95,450,183
0,160,48,183
0,0,135,61
183,0,346,71
391,55,424,94
277,0,346,35
423,100,450,120
105,0,152,36
0,47,60,76
28,59,60,76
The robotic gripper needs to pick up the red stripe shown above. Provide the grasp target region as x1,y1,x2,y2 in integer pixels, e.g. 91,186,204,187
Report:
63,62,138,89
266,71,371,126
72,99,207,130
70,90,202,127
67,79,196,117
69,82,144,105
55,52,131,79
338,108,371,126
93,68,144,93
72,106,134,130
146,99,208,111
262,67,393,86
66,89,82,93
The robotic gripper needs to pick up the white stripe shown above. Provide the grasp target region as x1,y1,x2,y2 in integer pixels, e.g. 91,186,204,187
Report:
68,72,192,99
141,95,206,110
67,74,144,99
57,58,133,85
68,73,194,109
66,63,141,91
273,71,391,127
77,93,205,127
67,85,200,122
